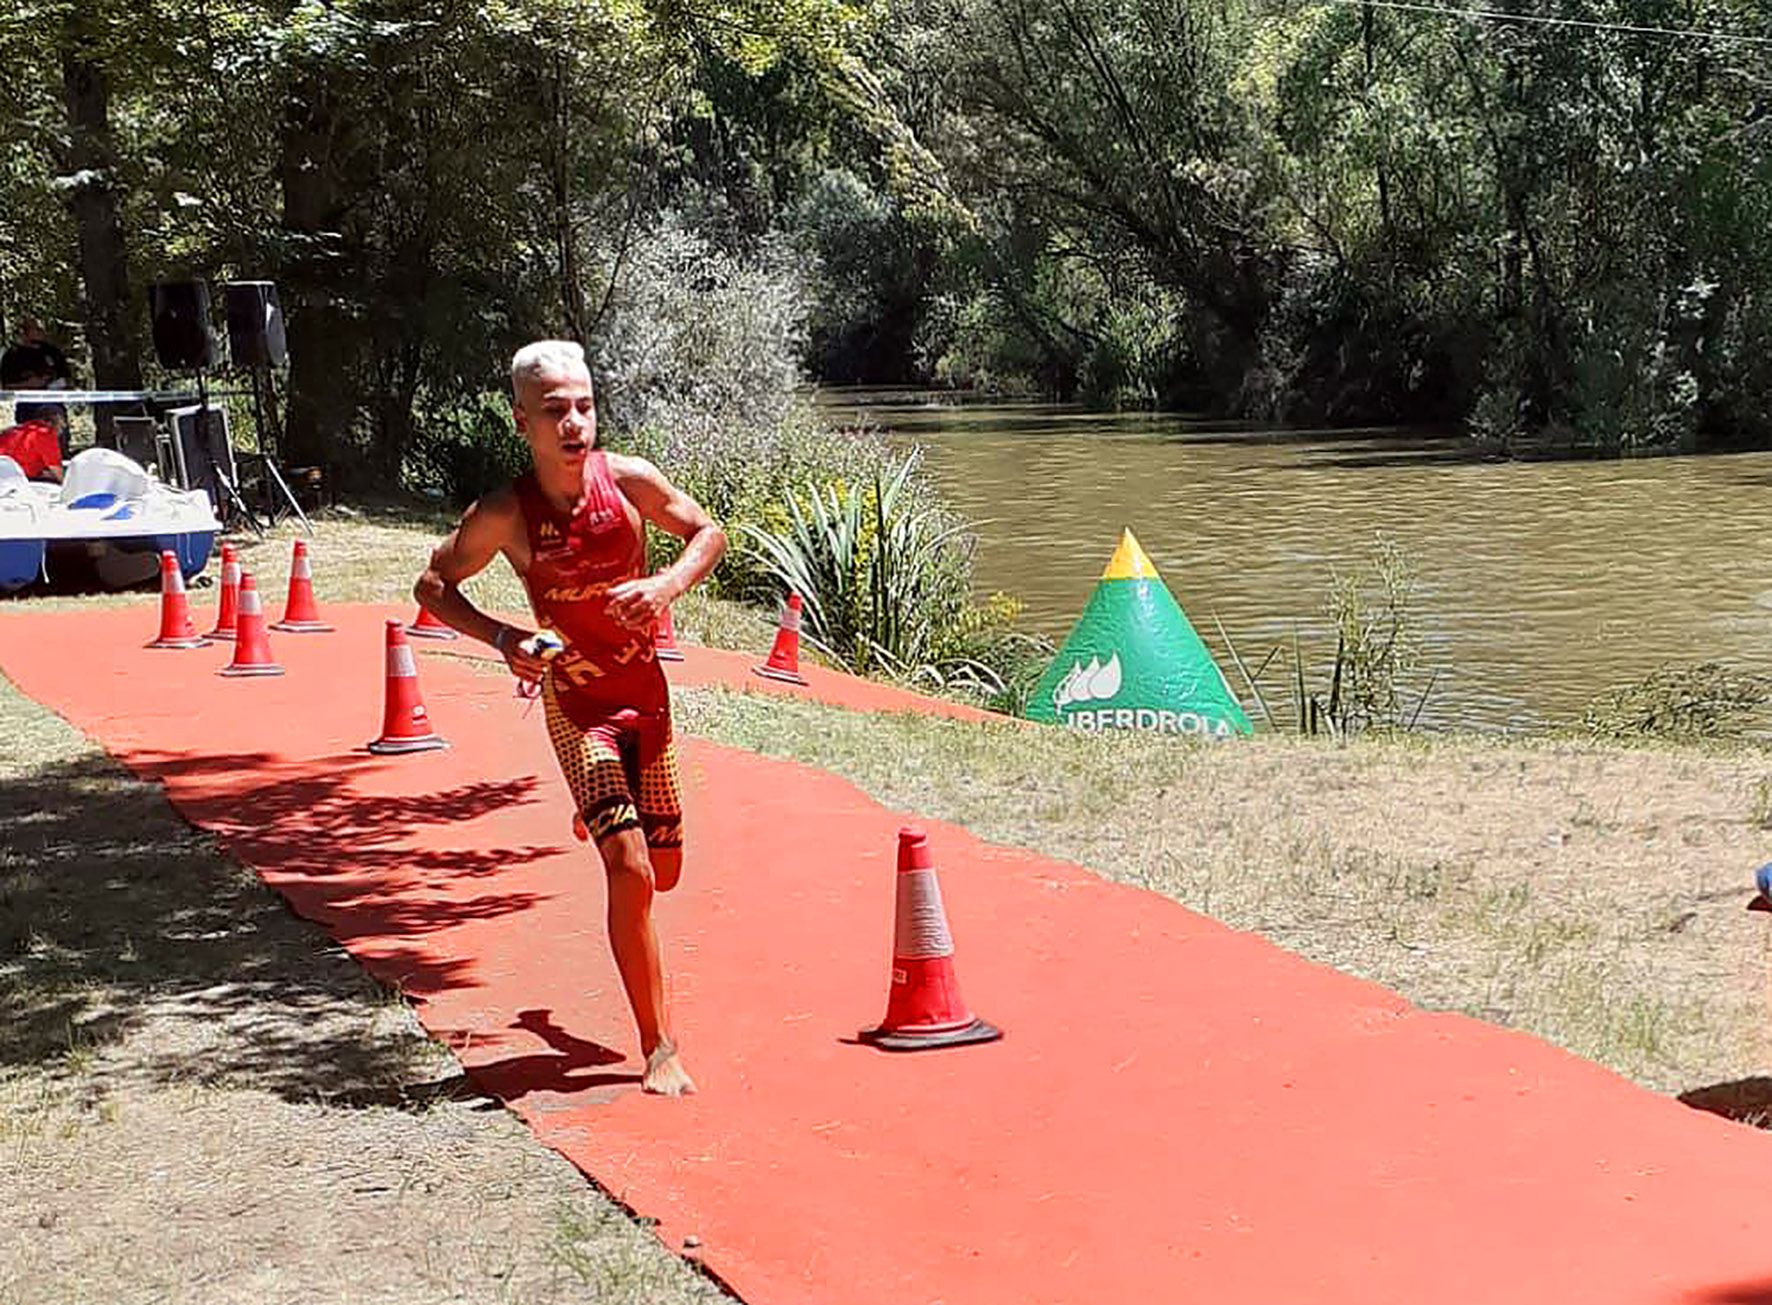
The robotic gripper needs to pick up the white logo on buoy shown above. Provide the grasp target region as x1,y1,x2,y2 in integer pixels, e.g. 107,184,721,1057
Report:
1053,652,1122,709
1065,707,1233,738
1051,650,1236,738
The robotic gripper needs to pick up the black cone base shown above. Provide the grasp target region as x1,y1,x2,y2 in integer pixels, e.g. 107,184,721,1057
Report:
857,1017,1002,1052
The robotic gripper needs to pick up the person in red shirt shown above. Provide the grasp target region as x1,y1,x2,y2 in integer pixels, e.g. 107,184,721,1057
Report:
414,340,726,1097
0,417,64,482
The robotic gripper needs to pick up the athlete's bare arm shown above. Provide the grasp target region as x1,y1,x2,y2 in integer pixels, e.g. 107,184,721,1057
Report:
605,454,728,631
414,487,549,681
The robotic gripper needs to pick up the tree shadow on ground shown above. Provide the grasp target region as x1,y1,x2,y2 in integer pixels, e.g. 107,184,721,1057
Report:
0,732,565,1108
1678,1077,1772,1130
1683,1282,1772,1305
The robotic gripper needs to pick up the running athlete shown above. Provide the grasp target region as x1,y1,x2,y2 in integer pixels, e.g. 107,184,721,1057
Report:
414,340,726,1097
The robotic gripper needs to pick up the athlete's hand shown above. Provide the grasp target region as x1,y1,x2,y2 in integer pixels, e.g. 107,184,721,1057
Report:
494,625,549,684
606,576,672,631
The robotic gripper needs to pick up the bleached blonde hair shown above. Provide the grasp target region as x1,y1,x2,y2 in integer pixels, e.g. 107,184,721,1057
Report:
510,340,589,402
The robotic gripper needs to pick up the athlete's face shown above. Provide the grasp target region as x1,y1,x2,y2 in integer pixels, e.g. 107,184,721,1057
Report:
514,364,597,469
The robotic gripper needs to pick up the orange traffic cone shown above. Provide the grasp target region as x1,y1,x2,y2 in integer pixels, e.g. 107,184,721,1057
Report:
858,827,1001,1051
367,618,447,754
753,591,809,685
205,543,241,640
655,604,684,662
147,550,208,650
406,605,458,641
271,539,333,632
218,572,284,677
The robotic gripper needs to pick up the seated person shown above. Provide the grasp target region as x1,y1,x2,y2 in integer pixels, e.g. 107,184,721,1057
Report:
3,321,73,454
0,414,65,483
4,351,70,457
1,317,71,389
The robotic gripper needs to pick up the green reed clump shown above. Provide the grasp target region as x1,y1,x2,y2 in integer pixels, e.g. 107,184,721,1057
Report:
734,446,1048,700
1220,535,1438,737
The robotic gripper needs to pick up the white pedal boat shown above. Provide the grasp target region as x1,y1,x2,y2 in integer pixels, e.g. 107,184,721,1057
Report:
0,448,221,592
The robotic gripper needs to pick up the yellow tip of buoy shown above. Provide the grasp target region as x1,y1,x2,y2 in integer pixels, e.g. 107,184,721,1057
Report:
1102,529,1160,581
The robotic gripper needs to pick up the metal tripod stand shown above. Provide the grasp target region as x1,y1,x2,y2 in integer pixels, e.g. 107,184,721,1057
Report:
240,364,312,535
181,366,271,537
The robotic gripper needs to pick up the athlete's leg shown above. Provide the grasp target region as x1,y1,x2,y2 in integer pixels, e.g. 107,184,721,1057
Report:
634,735,685,893
544,681,693,1094
594,826,693,1095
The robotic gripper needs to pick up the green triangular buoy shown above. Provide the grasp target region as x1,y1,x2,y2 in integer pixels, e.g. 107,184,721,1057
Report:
1025,529,1252,739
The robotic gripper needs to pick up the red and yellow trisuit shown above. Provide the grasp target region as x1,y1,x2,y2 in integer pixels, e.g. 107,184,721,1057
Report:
513,450,681,850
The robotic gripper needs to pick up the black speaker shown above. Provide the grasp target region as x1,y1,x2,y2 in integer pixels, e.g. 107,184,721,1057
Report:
224,281,287,368
149,280,215,370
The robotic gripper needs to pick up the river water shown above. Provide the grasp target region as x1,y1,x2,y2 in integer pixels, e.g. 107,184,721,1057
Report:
820,389,1772,732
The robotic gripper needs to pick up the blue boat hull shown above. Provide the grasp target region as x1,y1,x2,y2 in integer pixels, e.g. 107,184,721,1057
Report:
152,530,216,578
34,529,217,593
0,538,44,592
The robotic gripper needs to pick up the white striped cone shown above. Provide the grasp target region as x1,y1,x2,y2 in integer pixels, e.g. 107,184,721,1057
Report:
219,573,285,676
655,603,685,662
368,619,447,754
205,547,240,640
859,827,1001,1051
149,550,208,650
753,591,808,685
406,606,459,640
272,539,333,632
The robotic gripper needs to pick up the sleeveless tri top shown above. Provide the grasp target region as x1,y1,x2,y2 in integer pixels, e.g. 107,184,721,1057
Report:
512,452,667,728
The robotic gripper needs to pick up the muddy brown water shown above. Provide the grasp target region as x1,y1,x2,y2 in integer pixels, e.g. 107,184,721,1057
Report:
820,389,1772,732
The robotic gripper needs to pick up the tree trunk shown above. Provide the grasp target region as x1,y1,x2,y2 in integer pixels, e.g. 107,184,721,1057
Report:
1363,3,1396,278
60,23,142,446
549,53,587,343
279,72,358,477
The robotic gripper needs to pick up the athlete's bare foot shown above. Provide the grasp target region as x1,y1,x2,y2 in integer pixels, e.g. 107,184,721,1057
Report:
642,1042,697,1096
